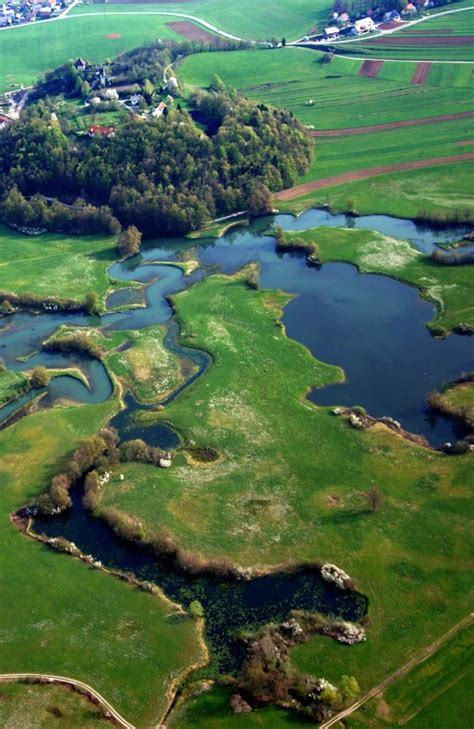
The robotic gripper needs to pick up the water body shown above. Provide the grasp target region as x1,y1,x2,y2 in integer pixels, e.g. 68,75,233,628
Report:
1,211,472,444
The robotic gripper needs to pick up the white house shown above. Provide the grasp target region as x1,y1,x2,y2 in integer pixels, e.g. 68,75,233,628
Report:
354,17,375,33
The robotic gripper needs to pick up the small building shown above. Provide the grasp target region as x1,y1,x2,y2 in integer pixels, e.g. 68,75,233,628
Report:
74,58,88,71
404,2,417,13
338,12,350,23
152,101,167,118
88,125,115,138
354,17,375,33
166,76,179,92
324,25,340,39
129,93,142,106
38,6,52,17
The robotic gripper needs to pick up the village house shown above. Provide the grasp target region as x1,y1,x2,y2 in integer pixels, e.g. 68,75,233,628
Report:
354,17,375,33
324,25,340,39
152,101,167,118
88,125,115,138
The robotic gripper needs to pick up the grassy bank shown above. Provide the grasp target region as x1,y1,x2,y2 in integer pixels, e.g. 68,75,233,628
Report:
276,162,474,221
0,225,126,303
0,402,205,728
284,226,474,333
0,368,29,406
93,270,473,720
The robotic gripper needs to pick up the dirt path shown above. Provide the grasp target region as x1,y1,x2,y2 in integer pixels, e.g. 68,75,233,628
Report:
277,153,474,200
319,612,474,729
310,111,474,137
0,674,136,729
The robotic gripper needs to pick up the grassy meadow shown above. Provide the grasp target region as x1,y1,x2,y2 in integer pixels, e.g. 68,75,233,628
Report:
0,401,206,728
0,224,124,303
285,226,474,333
94,270,473,711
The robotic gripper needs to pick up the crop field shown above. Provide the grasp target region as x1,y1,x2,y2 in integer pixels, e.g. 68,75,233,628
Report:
94,269,473,703
0,681,111,728
0,402,206,728
70,0,333,41
345,621,474,728
0,15,180,92
0,225,126,303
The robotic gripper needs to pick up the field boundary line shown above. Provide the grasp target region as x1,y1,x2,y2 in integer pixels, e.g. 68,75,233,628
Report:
0,673,136,728
319,612,474,729
310,112,474,137
277,153,474,201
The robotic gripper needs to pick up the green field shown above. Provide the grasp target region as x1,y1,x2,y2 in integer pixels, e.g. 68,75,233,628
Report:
0,402,206,728
0,225,125,303
71,0,332,41
345,622,474,728
0,15,180,92
179,48,474,129
283,226,474,333
0,681,111,728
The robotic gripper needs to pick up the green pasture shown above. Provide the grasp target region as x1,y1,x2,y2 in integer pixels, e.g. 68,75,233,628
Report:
285,226,474,332
0,224,124,303
0,15,180,92
277,162,474,221
0,680,111,728
401,7,474,34
0,402,205,727
95,269,473,703
179,48,474,128
71,0,332,41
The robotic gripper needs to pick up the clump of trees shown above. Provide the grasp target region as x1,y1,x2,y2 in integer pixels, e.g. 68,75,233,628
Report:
118,225,142,258
43,332,104,359
30,366,50,389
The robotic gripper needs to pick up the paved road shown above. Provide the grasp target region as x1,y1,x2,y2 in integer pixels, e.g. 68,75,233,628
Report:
319,612,474,729
0,673,136,729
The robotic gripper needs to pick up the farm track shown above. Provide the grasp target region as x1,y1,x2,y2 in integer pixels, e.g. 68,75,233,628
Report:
277,153,474,200
0,674,136,729
319,612,474,729
310,111,474,137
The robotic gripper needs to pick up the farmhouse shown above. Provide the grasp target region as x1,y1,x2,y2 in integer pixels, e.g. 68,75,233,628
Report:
354,17,375,33
152,101,167,118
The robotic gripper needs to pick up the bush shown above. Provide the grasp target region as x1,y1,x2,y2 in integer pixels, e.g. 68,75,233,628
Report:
30,366,50,388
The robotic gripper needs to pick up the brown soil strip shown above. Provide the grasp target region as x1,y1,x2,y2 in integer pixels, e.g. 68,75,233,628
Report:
105,33,122,38
166,20,217,43
457,139,474,146
310,111,474,137
378,21,406,30
404,27,454,33
411,61,431,84
277,153,474,201
372,34,474,45
359,59,384,78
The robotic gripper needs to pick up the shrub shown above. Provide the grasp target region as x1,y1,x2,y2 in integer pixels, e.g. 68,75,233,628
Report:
30,366,50,388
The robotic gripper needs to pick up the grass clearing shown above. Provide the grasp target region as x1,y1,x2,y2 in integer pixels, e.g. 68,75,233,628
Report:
0,225,125,303
95,270,473,710
0,401,206,728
